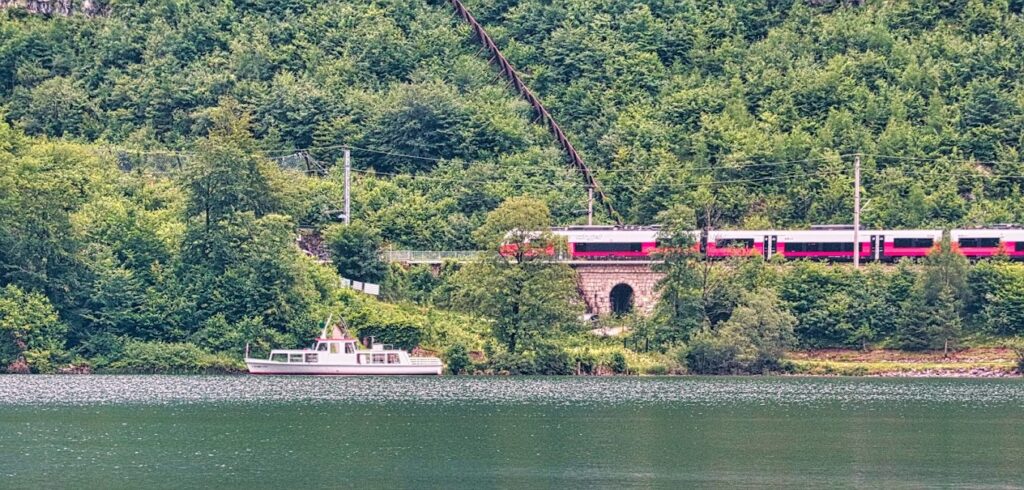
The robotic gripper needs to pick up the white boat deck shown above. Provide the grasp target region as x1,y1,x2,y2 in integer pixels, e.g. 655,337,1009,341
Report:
245,338,442,375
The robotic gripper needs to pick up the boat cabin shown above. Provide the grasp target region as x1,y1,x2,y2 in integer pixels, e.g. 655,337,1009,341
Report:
265,338,410,366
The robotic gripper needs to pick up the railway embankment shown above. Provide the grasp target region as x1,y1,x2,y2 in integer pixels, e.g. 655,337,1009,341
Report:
787,348,1021,377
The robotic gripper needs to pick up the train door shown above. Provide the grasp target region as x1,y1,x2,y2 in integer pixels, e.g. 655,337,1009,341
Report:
763,235,777,260
870,235,884,261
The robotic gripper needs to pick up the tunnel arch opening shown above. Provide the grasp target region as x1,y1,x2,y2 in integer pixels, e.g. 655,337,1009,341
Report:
609,283,635,315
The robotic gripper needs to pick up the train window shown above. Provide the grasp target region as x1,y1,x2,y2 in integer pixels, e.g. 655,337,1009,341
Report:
715,239,754,248
958,237,1000,248
1017,242,1024,252
786,242,854,252
575,242,643,252
893,238,934,248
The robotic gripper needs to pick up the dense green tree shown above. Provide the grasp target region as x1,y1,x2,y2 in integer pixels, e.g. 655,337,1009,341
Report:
451,197,580,352
653,204,702,348
932,284,963,356
0,135,113,310
0,284,67,373
15,76,98,138
716,288,797,373
184,100,279,233
324,222,387,284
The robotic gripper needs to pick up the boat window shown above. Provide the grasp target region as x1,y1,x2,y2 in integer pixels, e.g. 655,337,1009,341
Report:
893,238,934,248
288,354,303,363
387,354,399,364
317,343,328,351
345,343,355,354
271,353,287,363
372,354,386,364
357,354,368,364
329,343,339,354
959,237,1000,248
305,353,318,363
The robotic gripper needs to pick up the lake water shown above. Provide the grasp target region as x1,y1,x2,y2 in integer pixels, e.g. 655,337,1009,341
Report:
1,376,1022,488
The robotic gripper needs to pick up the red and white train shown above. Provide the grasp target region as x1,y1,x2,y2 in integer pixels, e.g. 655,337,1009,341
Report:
536,225,1024,261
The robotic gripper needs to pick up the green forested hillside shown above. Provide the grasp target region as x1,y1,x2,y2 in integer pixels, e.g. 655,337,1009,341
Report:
4,0,1024,237
3,1,1024,374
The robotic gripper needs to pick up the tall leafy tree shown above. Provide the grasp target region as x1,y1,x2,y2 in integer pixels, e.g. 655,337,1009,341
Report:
653,204,702,348
324,222,387,284
452,197,580,352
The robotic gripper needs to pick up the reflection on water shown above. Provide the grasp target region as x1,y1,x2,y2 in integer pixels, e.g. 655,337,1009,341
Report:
1,376,1022,488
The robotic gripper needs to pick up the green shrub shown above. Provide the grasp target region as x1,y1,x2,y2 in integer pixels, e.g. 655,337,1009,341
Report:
486,351,535,375
642,363,669,375
353,322,422,351
611,351,628,374
22,350,56,373
78,331,124,360
1008,338,1024,374
683,332,743,375
574,350,598,374
530,343,573,375
445,343,471,375
106,341,242,373
0,284,68,372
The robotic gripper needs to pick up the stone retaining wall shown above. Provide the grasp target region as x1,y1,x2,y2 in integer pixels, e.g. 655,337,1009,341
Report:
574,263,664,315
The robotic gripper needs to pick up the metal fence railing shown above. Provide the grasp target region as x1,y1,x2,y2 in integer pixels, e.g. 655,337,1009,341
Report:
382,250,663,264
383,251,482,263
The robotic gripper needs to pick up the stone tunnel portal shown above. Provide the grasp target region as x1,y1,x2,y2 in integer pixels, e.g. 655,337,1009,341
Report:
609,283,635,315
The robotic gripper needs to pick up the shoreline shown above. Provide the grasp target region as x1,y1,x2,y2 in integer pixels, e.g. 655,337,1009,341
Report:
14,347,1017,378
787,347,1021,378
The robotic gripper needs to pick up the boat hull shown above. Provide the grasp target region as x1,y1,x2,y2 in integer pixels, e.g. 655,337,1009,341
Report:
245,359,442,376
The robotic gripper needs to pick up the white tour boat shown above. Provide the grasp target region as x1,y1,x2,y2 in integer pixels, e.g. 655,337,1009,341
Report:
245,337,443,375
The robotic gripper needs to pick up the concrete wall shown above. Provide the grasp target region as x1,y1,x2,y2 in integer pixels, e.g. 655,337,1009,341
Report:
574,263,664,316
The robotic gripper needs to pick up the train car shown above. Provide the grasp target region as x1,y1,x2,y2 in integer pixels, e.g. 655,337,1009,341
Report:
875,230,943,260
709,228,945,261
551,226,662,260
950,228,1024,258
705,230,769,258
504,226,1024,262
773,230,868,260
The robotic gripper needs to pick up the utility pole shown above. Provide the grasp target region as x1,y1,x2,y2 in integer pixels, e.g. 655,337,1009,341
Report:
587,186,594,226
343,148,351,225
853,153,861,268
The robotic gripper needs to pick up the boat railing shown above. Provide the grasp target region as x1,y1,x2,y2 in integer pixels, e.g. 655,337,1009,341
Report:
410,357,443,366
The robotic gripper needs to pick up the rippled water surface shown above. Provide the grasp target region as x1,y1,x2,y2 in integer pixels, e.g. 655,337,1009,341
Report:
2,376,1022,488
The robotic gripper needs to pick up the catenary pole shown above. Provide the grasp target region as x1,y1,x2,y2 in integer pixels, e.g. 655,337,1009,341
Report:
344,148,351,225
853,154,861,268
